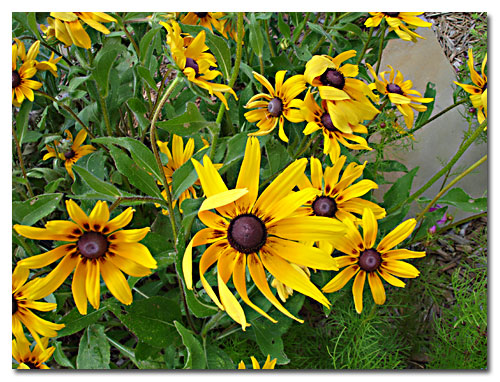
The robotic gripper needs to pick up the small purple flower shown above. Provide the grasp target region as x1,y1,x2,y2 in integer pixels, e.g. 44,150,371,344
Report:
428,205,447,234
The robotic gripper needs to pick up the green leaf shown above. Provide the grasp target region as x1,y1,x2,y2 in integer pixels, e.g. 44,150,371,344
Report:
383,167,419,210
53,340,75,369
156,102,218,136
106,335,139,368
56,305,109,338
107,296,181,348
92,47,121,98
27,12,43,40
278,13,291,40
412,206,448,242
12,193,62,226
139,26,161,64
307,21,335,46
76,324,111,369
206,345,235,369
415,82,437,127
106,145,163,200
204,32,232,81
437,188,487,213
174,321,207,369
92,136,162,181
72,165,123,198
248,13,264,58
171,159,197,201
137,65,158,90
250,318,289,364
15,100,32,145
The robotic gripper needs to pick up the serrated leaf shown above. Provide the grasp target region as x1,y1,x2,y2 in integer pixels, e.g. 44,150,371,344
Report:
174,321,207,369
12,193,62,226
76,324,110,369
156,102,218,136
107,296,181,348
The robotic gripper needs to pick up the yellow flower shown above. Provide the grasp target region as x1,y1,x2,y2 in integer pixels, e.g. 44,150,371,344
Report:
454,48,487,126
183,137,345,329
238,354,277,369
271,264,311,303
12,265,64,350
364,12,432,42
13,38,61,78
300,89,372,161
322,208,425,314
156,135,222,214
161,20,237,110
304,51,380,133
12,41,42,106
12,337,55,369
41,12,116,49
296,156,386,255
43,129,96,180
13,200,157,315
244,70,306,142
180,12,226,35
366,63,434,129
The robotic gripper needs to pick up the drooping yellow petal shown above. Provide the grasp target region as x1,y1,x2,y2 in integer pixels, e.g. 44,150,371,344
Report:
85,260,101,310
352,269,366,314
261,247,330,307
217,264,250,331
72,259,88,315
322,265,360,293
367,272,386,305
100,259,133,305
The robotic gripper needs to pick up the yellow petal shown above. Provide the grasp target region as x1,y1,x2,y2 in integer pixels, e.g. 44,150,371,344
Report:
322,265,359,293
17,244,75,269
361,208,378,249
85,260,101,310
352,269,366,314
72,259,88,315
261,247,330,307
100,259,133,305
367,272,386,305
376,219,416,253
217,266,249,331
103,207,135,234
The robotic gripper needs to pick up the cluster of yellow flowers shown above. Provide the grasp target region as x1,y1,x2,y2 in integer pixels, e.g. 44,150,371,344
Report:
12,11,487,369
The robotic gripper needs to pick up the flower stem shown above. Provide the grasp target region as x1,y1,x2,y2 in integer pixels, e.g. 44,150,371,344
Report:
109,196,166,212
12,125,34,198
416,154,487,223
263,18,276,58
209,12,244,161
149,75,182,241
356,27,375,65
387,119,487,215
375,23,387,74
35,90,96,140
122,25,140,58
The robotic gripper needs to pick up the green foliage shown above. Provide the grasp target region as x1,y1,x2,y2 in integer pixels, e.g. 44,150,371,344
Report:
11,11,487,371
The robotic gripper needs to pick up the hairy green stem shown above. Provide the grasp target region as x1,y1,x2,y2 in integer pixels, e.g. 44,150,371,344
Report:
149,75,182,241
35,90,96,140
122,25,140,58
387,119,487,215
12,125,34,198
109,196,166,212
375,23,387,74
263,19,276,57
209,12,244,161
356,26,375,65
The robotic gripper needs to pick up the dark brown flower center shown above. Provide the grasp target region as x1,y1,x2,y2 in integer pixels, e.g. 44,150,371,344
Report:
359,249,382,272
482,82,487,91
227,214,267,254
267,97,283,117
77,232,109,259
312,196,337,218
12,70,21,88
185,57,199,76
64,149,76,159
320,112,338,132
195,12,208,18
12,295,18,315
320,68,345,89
23,360,40,369
387,83,404,95
384,12,400,18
